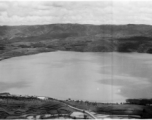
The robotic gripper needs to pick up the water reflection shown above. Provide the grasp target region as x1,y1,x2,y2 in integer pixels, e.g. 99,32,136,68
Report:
97,53,152,99
0,51,152,103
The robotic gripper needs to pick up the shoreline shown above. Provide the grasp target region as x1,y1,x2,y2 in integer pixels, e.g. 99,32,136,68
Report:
0,49,57,61
0,49,150,62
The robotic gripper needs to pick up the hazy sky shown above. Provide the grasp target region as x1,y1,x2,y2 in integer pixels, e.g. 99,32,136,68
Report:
0,0,152,25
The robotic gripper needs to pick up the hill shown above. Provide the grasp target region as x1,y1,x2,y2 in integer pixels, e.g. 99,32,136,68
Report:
1,24,152,60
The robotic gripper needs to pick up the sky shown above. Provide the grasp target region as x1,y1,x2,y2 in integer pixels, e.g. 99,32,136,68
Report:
0,0,152,25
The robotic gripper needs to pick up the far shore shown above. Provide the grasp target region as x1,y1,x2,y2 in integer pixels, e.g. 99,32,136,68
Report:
0,48,57,61
0,48,150,62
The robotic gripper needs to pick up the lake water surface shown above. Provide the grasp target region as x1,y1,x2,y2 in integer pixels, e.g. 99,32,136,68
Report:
0,51,152,103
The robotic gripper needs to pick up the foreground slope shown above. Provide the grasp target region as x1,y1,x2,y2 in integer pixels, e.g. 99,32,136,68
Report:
0,93,152,119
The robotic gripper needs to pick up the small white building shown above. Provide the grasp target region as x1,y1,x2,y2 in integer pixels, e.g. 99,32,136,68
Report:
70,112,85,119
0,92,10,96
37,96,49,100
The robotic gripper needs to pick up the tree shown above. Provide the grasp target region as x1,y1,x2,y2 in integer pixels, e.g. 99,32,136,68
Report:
0,45,5,50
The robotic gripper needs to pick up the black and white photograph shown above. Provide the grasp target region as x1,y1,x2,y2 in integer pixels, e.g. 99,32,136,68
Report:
0,0,152,119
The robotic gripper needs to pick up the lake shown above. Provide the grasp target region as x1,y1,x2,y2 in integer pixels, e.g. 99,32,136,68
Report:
0,51,152,103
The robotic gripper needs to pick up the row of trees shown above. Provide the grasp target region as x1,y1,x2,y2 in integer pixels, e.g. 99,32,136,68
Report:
66,98,124,106
126,99,152,105
0,95,39,101
0,44,5,50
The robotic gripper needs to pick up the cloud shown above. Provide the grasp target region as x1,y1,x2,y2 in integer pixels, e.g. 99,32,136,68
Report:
0,1,9,12
0,1,152,25
0,81,29,91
